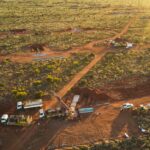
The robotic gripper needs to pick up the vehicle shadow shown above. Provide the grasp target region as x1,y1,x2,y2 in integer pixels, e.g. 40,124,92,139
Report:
110,111,139,138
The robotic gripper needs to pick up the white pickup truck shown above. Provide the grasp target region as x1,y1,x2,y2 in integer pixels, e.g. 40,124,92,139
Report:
17,99,43,110
121,103,134,111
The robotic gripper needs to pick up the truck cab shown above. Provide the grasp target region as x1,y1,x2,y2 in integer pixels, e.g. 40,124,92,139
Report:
1,114,8,124
17,101,23,110
39,109,45,118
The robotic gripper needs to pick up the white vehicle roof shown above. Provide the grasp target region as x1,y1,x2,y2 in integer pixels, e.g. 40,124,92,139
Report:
123,103,133,106
141,128,147,133
17,101,23,105
39,109,44,113
126,42,133,48
72,95,80,103
109,40,115,44
124,133,129,138
70,106,75,112
1,114,8,120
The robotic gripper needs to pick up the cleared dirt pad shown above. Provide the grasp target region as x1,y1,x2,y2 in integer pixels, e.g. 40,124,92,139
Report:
64,88,113,108
0,16,149,150
0,76,149,150
50,107,139,147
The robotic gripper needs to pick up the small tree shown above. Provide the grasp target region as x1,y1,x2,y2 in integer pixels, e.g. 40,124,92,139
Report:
12,90,27,100
35,91,44,99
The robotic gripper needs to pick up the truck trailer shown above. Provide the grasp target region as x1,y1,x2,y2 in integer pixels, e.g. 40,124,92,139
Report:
39,107,66,119
1,114,32,126
17,99,43,110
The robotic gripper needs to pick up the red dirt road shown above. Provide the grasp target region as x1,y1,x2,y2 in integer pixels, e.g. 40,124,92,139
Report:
0,16,139,150
1,77,150,150
43,16,137,110
41,95,150,149
43,51,106,110
0,16,136,63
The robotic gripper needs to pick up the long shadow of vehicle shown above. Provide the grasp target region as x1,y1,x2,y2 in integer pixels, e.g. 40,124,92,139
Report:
110,111,139,138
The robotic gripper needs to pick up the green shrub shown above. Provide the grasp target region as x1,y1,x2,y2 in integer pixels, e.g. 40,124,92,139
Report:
12,90,27,100
34,91,44,99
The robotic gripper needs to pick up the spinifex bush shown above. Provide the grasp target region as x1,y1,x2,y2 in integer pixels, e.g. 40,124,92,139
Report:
79,49,150,88
0,53,94,101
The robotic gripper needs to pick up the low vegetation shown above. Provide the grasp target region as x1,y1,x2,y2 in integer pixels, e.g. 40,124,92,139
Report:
78,49,150,88
0,0,150,150
0,0,136,54
123,15,150,44
0,53,94,101
133,107,150,134
87,136,150,150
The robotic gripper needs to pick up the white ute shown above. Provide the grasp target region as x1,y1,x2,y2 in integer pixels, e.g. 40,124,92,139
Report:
121,103,134,111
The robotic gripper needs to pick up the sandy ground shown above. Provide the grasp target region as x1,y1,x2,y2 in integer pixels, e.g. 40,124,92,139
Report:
1,16,149,150
0,16,136,63
0,76,150,150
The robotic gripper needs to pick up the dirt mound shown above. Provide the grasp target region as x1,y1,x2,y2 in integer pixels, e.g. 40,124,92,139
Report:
66,88,114,107
103,76,150,100
10,29,27,34
55,27,98,33
74,87,111,99
55,28,72,33
29,44,46,51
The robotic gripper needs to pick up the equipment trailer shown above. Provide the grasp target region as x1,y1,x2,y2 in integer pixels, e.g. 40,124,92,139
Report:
1,114,32,126
39,108,66,119
17,99,43,110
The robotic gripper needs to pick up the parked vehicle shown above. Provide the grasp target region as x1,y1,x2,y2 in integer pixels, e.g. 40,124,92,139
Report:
47,107,66,118
139,126,149,134
71,95,80,108
17,99,43,110
1,114,32,126
68,95,80,119
39,107,66,119
121,103,134,111
39,109,45,118
79,107,94,114
1,114,8,124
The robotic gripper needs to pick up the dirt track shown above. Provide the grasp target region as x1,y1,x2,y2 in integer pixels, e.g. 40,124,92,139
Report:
0,16,136,63
43,16,137,110
48,96,150,148
1,76,150,150
0,16,141,150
